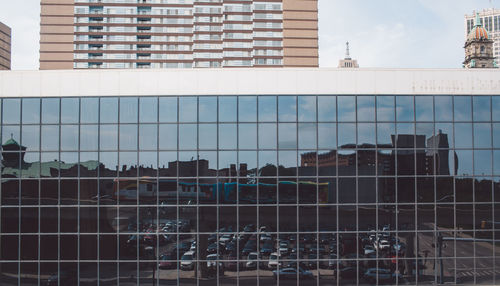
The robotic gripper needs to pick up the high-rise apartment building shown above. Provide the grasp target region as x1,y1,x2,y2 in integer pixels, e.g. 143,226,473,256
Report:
0,21,11,70
40,0,318,69
465,8,500,62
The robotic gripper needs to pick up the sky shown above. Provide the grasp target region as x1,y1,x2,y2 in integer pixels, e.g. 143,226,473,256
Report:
0,0,497,70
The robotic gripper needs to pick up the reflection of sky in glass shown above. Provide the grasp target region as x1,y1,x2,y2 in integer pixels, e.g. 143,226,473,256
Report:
119,124,137,150
199,97,217,122
357,96,375,122
492,96,500,121
41,125,59,151
493,123,500,148
377,96,394,121
81,125,98,151
100,125,118,150
218,151,236,170
318,123,335,149
454,123,472,148
298,123,316,149
3,99,20,124
139,151,157,168
22,125,40,151
455,150,472,175
2,125,19,144
279,150,297,168
159,124,176,150
259,96,276,122
318,96,336,121
454,96,472,121
99,152,117,172
239,151,256,170
493,150,500,175
415,97,433,121
338,123,355,147
61,125,78,151
120,97,138,124
219,97,237,122
278,96,296,122
179,97,197,122
219,124,237,149
358,123,375,145
81,98,99,123
278,123,297,149
474,150,491,176
61,98,79,123
473,123,491,148
259,123,276,149
338,96,355,122
159,97,177,123
199,151,217,170
473,97,491,122
377,123,393,145
259,151,276,169
100,97,118,123
24,152,39,164
119,151,137,168
139,124,157,150
416,123,433,141
434,96,452,121
298,96,316,122
239,123,257,149
199,124,216,149
396,96,414,122
396,123,414,135
61,152,78,165
179,124,196,150
42,98,59,124
159,151,176,170
22,98,40,124
139,97,158,123
239,96,257,122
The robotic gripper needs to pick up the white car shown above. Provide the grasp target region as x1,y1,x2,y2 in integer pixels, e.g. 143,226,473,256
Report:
246,252,260,269
278,241,289,254
181,251,196,271
219,234,233,245
364,245,376,255
377,240,390,250
260,233,272,242
268,252,281,270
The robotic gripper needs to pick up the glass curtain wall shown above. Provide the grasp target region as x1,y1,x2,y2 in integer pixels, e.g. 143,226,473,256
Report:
0,95,498,285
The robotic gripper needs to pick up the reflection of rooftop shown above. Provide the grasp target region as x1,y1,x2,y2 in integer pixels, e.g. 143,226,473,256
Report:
1,160,99,179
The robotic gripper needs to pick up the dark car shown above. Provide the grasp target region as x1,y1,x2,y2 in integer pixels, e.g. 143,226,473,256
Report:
272,267,314,280
46,271,77,286
242,241,257,256
158,253,177,269
207,242,220,254
260,241,274,256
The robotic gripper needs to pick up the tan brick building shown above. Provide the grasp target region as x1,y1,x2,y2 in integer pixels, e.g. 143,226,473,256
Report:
40,0,318,69
0,22,11,70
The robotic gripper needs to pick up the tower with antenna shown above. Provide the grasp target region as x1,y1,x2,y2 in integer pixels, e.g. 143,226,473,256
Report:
338,41,359,68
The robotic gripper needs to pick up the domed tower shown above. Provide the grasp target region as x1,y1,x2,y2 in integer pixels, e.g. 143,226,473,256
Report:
464,12,497,68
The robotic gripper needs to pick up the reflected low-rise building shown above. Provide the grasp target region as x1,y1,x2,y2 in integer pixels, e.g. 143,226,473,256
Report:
0,68,499,285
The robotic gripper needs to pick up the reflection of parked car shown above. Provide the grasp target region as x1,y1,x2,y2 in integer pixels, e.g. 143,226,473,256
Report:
180,251,196,271
207,254,224,268
272,268,313,280
268,252,281,269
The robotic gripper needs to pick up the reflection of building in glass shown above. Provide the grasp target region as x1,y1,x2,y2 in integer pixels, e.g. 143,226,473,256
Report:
0,69,499,285
426,130,450,175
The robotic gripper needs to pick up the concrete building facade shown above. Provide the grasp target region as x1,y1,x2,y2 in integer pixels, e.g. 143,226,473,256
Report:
40,0,318,70
0,22,11,70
